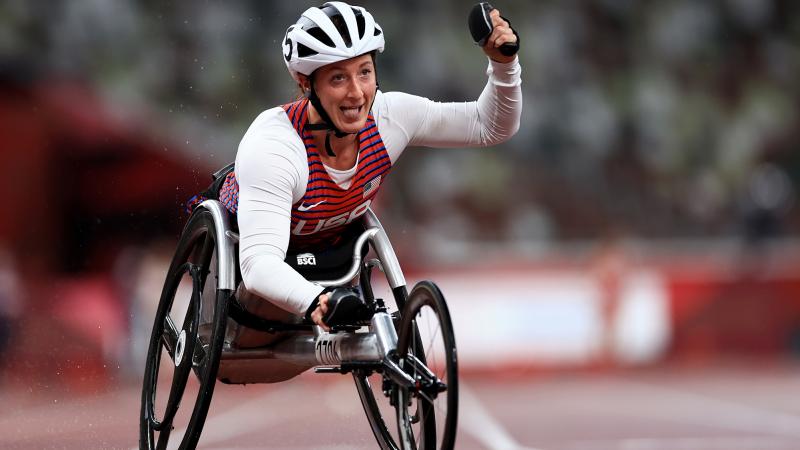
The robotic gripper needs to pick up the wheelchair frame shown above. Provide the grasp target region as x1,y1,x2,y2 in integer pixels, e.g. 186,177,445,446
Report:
203,199,415,385
141,199,458,450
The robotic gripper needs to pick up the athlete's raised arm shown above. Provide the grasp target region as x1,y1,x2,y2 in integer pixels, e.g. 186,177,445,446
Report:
373,6,522,157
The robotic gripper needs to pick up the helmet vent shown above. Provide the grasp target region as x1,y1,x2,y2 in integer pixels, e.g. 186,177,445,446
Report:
297,42,317,58
329,14,352,47
374,28,382,36
353,8,365,39
307,27,335,48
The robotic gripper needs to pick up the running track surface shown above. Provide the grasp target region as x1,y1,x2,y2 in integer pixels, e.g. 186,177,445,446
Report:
3,364,800,450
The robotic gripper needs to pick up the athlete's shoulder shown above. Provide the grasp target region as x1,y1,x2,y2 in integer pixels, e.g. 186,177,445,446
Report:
241,106,304,148
245,106,297,137
237,105,306,168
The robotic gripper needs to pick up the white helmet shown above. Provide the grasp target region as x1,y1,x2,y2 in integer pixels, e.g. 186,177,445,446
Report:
283,2,385,82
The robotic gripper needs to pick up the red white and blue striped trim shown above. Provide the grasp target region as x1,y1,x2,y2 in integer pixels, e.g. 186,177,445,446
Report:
285,98,392,251
213,99,392,251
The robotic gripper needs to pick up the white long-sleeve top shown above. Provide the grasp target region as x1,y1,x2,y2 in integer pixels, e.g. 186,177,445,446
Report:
236,57,522,316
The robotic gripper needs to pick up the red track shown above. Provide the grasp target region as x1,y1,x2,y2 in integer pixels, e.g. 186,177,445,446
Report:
3,364,800,449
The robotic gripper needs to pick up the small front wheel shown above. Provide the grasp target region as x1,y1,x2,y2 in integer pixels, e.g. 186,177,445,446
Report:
395,281,459,450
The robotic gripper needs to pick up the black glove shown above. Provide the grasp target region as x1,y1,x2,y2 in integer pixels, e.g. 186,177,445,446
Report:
305,287,373,327
468,2,520,57
304,287,333,323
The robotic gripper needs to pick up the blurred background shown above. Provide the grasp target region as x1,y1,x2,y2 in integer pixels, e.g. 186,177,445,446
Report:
1,0,800,396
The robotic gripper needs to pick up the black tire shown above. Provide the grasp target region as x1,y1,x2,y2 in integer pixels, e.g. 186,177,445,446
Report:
395,281,458,450
354,372,397,450
140,209,231,450
356,281,458,450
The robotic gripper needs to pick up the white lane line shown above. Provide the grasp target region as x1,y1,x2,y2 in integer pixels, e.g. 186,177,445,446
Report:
561,436,795,450
459,382,543,450
200,447,361,450
617,380,800,438
173,384,309,449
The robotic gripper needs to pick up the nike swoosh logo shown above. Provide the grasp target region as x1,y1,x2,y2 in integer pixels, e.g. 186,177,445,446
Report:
297,200,326,212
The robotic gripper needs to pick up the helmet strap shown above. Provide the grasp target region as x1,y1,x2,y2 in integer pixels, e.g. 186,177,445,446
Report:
305,79,348,156
303,66,380,158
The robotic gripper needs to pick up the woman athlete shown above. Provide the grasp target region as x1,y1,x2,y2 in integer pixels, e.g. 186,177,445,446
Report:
223,2,521,332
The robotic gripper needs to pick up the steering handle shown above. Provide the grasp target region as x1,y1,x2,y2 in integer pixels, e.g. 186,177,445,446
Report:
468,2,519,56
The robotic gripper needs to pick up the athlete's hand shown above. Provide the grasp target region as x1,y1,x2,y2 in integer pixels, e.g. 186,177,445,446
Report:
482,9,517,63
310,293,331,331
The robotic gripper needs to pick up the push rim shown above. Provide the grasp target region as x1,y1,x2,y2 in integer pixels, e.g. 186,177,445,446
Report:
140,210,230,450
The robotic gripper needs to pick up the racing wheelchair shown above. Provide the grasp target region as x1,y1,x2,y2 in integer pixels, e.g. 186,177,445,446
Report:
139,195,459,449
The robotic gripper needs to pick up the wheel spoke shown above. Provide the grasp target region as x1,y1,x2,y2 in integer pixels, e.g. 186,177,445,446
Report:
161,315,180,359
160,348,194,427
425,323,441,372
397,389,418,449
155,424,172,450
411,319,419,381
417,390,436,406
192,341,209,369
432,400,449,417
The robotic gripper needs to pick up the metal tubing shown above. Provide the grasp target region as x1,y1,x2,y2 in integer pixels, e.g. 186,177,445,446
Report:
213,207,413,382
162,315,179,357
371,312,398,358
198,200,237,291
220,331,383,367
221,335,318,366
219,208,403,291
317,228,380,287
363,209,406,289
381,356,416,388
314,332,382,365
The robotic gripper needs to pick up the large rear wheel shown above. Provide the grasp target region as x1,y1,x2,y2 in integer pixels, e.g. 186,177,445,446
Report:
140,209,231,450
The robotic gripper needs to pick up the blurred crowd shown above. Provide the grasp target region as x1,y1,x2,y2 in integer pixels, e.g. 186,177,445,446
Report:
3,0,798,258
2,1,800,379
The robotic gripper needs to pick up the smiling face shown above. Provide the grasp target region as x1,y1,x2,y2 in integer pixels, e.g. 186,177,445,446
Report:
302,53,377,134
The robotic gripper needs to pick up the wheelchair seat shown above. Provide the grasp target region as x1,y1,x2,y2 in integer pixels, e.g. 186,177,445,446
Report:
223,221,369,356
283,222,369,282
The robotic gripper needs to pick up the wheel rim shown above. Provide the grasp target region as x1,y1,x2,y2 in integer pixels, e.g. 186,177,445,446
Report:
149,263,203,433
354,373,399,450
140,210,226,450
142,260,208,449
395,281,458,450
